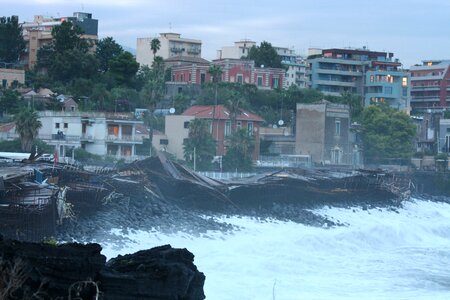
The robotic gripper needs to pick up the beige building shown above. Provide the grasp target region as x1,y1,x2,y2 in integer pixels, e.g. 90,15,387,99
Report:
0,68,25,88
216,39,256,60
163,115,195,160
296,101,351,165
21,12,98,69
136,33,202,67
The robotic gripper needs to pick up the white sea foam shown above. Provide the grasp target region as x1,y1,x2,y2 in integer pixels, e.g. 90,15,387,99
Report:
101,198,450,300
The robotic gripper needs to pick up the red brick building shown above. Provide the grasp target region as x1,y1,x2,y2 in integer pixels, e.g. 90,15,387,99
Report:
182,105,264,159
170,58,285,90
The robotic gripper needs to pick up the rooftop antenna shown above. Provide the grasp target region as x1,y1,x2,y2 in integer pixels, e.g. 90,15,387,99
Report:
169,22,172,31
81,3,85,11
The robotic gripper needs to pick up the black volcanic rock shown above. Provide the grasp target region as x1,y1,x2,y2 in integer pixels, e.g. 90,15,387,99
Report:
0,237,205,299
100,244,205,299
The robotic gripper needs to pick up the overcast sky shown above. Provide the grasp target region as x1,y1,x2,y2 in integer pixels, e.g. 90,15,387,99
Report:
2,0,450,68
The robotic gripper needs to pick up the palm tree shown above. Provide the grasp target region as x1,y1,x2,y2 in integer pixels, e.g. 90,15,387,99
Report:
14,108,42,152
183,119,216,170
150,38,161,60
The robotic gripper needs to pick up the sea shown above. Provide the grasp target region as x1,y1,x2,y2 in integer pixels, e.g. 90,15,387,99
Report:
100,197,450,300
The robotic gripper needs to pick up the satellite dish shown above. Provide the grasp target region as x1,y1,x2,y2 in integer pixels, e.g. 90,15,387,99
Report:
169,107,175,114
278,120,284,126
272,124,278,129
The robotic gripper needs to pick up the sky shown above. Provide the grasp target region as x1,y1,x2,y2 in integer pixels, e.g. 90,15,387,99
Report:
2,0,450,68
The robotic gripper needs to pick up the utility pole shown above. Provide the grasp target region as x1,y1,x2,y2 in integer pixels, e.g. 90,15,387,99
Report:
193,146,196,172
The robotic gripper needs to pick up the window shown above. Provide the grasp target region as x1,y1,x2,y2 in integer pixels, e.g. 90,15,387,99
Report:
257,76,263,86
385,87,393,94
247,122,254,136
64,123,68,129
225,121,231,136
370,75,374,82
55,123,60,129
200,73,206,84
237,74,243,84
160,139,168,145
189,73,191,82
272,77,279,89
402,77,408,87
184,121,190,129
335,120,341,136
402,88,408,97
208,120,213,134
237,121,242,130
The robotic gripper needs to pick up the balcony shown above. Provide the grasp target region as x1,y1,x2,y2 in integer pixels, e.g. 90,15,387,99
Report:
316,68,362,76
170,47,184,54
187,47,201,55
80,134,95,142
315,79,357,87
105,135,143,144
39,134,80,144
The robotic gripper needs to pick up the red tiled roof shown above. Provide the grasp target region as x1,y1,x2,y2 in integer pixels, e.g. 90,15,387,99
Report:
0,122,15,133
182,105,264,122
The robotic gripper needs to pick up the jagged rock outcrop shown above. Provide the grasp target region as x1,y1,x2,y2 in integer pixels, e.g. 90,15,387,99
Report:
100,245,205,299
0,236,205,299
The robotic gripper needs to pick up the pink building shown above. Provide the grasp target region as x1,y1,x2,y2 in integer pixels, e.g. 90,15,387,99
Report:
170,58,284,90
182,105,264,160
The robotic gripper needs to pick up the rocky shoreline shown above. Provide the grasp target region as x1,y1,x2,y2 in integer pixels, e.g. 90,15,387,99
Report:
0,236,205,299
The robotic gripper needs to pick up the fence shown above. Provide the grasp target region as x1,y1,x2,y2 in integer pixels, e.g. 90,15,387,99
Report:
197,171,256,180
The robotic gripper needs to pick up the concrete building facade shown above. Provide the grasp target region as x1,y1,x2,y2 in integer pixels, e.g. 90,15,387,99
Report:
136,33,202,67
409,60,450,110
180,105,264,160
21,12,98,69
0,68,25,88
274,46,307,89
296,101,351,165
37,111,143,161
308,48,409,110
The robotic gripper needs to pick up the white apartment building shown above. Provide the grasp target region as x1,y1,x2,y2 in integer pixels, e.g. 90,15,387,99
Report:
38,111,144,161
136,33,202,67
216,39,256,60
274,46,307,89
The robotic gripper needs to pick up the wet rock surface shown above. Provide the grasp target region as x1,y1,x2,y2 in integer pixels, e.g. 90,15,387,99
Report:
0,236,205,300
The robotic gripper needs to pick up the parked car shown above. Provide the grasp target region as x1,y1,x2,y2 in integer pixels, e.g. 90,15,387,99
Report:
37,154,54,162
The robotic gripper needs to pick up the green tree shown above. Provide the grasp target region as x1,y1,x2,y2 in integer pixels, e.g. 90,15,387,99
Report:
51,21,89,53
246,41,283,69
0,16,26,63
0,89,20,115
183,119,216,170
95,37,124,72
13,108,42,152
37,21,98,82
150,38,161,59
325,92,363,120
108,51,139,87
222,129,255,171
47,48,99,82
360,105,416,164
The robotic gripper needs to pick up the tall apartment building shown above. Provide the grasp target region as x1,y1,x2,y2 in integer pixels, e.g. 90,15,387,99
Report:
21,12,98,69
409,60,450,110
136,33,202,67
274,46,307,89
308,48,410,110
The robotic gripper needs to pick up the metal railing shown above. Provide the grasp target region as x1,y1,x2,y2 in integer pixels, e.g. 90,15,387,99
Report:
197,171,256,180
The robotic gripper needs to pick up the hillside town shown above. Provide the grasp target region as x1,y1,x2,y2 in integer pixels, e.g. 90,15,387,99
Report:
0,11,449,173
1,7,450,300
